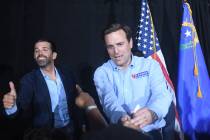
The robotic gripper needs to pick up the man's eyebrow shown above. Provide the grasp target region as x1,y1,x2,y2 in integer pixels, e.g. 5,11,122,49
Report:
42,46,50,49
116,42,124,44
35,46,50,50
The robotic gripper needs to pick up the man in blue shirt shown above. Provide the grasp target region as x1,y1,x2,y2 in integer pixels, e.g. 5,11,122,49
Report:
2,39,83,139
94,24,173,139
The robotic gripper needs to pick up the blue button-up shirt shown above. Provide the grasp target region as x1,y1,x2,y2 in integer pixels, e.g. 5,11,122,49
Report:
41,68,70,128
94,55,173,132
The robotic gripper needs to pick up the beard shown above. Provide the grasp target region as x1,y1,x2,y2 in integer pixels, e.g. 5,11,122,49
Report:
35,56,52,68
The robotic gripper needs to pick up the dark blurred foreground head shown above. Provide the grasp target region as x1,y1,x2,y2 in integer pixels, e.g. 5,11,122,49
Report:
81,124,153,140
23,127,69,140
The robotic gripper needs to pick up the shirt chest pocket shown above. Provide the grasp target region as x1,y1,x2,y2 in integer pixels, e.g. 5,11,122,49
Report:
131,75,150,98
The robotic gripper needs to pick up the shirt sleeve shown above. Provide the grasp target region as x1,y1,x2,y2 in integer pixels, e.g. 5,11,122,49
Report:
93,67,127,123
146,60,173,121
5,104,17,115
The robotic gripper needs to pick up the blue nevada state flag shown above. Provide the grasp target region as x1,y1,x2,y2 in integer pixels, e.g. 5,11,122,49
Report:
177,2,210,140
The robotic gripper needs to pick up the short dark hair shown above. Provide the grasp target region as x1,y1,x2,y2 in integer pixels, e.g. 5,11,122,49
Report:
103,23,132,42
34,39,57,52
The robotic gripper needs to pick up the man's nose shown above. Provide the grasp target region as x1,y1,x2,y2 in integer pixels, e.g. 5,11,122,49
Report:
36,50,43,56
113,46,119,54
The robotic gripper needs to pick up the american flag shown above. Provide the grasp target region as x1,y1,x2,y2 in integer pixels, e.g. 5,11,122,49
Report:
136,0,183,139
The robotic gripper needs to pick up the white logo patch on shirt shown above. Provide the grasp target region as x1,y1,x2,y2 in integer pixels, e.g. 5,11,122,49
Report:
131,71,149,79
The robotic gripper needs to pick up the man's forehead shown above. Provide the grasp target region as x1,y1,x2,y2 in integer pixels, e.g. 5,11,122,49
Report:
105,29,127,44
106,29,126,37
34,41,51,49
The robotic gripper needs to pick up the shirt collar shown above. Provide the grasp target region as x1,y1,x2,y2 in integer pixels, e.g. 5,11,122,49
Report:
40,67,59,80
110,54,135,71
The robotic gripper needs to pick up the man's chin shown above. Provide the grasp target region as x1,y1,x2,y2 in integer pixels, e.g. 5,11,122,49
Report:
37,62,48,68
114,61,123,66
38,64,47,68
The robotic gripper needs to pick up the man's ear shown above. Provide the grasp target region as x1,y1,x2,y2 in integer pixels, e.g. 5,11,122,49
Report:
53,52,57,60
129,38,133,49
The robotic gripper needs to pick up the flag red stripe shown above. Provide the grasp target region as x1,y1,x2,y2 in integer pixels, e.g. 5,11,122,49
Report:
151,53,182,126
151,53,175,90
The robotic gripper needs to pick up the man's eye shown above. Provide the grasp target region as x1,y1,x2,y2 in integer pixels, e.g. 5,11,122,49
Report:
43,49,49,52
107,46,113,49
118,43,124,46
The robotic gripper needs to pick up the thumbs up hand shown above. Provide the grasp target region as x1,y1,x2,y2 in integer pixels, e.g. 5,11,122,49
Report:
3,81,17,109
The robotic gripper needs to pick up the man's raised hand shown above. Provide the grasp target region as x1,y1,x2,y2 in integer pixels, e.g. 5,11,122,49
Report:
3,81,17,109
